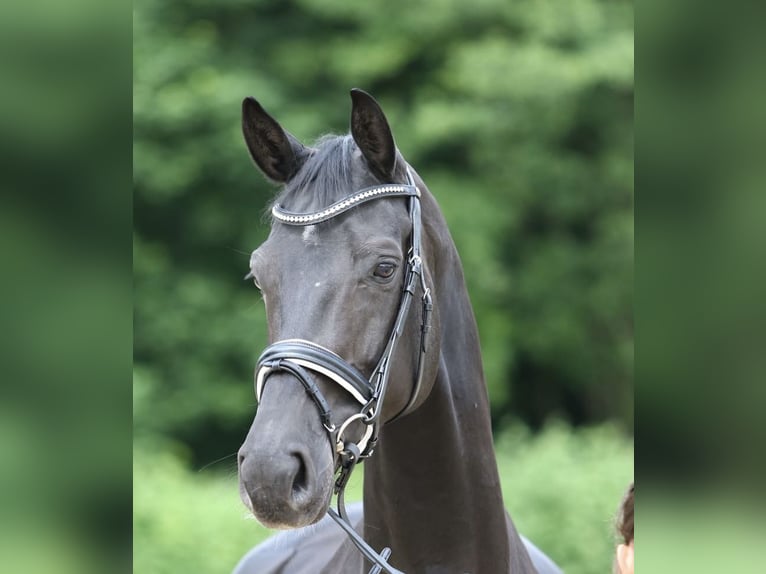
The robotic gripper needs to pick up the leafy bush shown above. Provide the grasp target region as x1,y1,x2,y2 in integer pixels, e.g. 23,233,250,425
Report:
496,423,633,574
134,0,633,462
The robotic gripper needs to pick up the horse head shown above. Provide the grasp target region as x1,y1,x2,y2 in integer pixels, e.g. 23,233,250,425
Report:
237,90,440,530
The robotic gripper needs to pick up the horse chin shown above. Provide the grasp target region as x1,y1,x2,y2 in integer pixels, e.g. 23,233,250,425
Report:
245,480,333,530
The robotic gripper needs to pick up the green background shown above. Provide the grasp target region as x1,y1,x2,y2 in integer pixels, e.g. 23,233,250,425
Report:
133,0,633,572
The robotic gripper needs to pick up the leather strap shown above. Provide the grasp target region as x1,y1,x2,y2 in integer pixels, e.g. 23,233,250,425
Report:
257,358,334,432
256,340,371,405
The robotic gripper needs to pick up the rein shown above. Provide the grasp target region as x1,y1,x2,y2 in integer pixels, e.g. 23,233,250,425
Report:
253,169,431,574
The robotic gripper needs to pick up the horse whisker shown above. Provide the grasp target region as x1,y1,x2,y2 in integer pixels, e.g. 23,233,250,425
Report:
197,451,238,473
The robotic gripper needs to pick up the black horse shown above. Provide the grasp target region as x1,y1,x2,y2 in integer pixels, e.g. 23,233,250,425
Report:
234,89,562,574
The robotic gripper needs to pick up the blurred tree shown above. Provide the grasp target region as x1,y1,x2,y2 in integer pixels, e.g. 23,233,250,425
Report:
134,0,633,462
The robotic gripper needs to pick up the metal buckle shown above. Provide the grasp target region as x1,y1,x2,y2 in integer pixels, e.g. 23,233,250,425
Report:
335,413,368,453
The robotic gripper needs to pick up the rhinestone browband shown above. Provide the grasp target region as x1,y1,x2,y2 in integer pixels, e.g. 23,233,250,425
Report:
271,184,419,226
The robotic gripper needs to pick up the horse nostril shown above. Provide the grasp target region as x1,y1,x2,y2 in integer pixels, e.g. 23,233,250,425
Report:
290,451,309,496
238,451,245,468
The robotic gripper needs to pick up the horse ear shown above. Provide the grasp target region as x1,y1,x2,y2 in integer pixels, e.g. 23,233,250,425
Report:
350,88,396,179
242,97,309,183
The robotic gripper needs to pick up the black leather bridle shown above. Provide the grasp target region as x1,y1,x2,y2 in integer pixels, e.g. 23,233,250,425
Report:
253,168,431,574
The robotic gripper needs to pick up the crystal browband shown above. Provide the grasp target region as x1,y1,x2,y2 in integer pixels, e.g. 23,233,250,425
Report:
271,184,419,226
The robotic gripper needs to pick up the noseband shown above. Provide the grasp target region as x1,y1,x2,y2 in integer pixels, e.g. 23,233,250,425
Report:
253,169,431,574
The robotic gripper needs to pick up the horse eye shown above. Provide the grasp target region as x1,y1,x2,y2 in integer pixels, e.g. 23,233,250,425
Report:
374,262,396,279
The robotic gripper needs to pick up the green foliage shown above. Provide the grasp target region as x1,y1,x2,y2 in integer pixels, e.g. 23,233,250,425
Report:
133,423,633,573
134,0,632,457
496,423,633,574
134,439,271,574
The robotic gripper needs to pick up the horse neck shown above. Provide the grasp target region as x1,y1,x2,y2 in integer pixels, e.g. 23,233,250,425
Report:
361,213,536,573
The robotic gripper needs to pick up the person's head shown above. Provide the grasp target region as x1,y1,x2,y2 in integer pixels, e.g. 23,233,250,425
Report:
615,482,634,574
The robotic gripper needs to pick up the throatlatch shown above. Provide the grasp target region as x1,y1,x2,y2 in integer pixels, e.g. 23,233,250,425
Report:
253,168,431,574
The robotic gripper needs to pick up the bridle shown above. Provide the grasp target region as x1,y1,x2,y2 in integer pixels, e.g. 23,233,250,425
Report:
252,168,431,574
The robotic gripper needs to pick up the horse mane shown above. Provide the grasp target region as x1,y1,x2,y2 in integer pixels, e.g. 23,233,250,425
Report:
274,134,356,212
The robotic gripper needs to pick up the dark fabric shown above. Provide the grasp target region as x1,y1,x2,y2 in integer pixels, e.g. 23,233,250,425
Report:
232,503,563,574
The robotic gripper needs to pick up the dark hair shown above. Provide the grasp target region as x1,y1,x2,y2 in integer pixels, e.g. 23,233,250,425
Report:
616,482,634,544
278,135,356,211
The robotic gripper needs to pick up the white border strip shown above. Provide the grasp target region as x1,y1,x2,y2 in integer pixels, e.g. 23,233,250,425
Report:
256,359,369,405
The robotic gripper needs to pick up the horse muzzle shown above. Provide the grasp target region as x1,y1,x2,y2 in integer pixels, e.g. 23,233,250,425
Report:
238,373,336,529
